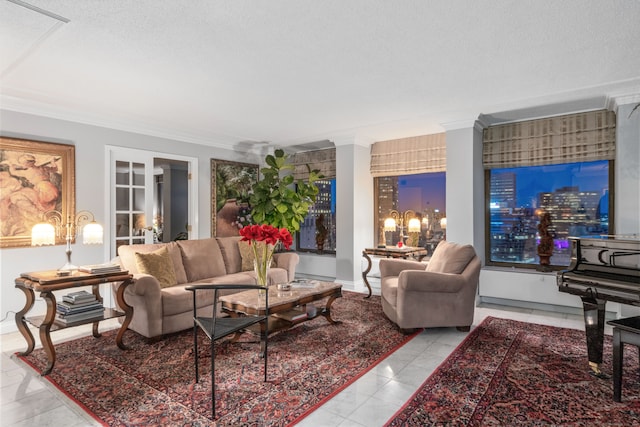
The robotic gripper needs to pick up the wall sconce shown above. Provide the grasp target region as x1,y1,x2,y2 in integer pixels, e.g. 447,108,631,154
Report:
31,210,104,274
384,210,420,246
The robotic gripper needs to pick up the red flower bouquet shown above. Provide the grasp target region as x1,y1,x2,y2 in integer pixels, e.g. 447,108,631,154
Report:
239,224,293,286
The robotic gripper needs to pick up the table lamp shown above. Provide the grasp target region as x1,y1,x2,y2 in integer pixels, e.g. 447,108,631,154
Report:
31,210,104,274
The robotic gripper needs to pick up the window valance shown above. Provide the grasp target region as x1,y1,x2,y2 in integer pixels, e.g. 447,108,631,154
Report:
370,133,446,177
291,148,336,180
482,110,616,169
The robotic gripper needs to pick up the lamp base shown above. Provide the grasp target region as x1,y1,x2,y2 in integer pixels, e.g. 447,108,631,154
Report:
58,262,78,275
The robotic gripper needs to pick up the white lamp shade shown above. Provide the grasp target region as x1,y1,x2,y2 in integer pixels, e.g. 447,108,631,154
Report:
383,217,397,232
82,222,104,244
408,218,421,233
31,223,55,246
440,217,447,229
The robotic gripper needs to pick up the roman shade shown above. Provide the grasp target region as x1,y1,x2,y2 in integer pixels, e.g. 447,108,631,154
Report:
370,133,446,177
291,148,336,180
483,110,616,169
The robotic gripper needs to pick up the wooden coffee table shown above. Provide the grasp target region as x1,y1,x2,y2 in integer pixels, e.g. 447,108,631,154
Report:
219,280,342,344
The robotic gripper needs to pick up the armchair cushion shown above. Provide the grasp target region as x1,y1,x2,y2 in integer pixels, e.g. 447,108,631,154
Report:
426,240,476,274
134,246,177,288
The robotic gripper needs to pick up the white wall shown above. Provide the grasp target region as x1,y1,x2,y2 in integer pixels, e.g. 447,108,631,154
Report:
0,109,259,333
615,102,640,235
334,143,374,287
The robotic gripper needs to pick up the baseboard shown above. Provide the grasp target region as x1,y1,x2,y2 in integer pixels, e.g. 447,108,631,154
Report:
478,296,602,318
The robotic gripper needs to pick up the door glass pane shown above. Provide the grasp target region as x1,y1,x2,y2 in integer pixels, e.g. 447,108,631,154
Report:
116,161,129,185
133,188,145,211
133,213,146,236
115,213,130,237
133,163,145,186
116,188,130,211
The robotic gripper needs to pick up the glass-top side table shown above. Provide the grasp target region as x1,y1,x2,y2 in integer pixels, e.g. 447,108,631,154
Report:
361,247,428,298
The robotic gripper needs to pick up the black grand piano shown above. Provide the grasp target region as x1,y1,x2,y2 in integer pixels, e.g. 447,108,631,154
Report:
557,236,640,377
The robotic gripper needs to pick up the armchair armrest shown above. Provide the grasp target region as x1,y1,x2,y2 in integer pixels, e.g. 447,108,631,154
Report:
399,270,467,293
379,258,427,278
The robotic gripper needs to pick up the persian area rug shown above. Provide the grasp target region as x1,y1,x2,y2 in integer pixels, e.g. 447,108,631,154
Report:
17,292,417,426
386,316,640,427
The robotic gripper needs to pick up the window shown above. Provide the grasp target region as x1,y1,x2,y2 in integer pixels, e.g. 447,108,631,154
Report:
296,179,336,253
375,172,446,253
487,160,612,268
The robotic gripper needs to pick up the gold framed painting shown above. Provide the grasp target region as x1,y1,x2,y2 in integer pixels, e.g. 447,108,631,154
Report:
0,137,75,248
211,159,258,237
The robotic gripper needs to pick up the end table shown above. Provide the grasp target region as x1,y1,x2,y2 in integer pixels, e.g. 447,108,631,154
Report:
15,270,134,375
361,247,428,298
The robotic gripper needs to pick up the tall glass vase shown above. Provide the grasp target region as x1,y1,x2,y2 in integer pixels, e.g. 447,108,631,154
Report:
254,256,271,288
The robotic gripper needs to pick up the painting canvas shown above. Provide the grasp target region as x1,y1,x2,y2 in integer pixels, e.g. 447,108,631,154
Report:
0,137,75,248
211,159,258,237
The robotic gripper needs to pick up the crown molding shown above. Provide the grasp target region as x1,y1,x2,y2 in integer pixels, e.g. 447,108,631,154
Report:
0,94,256,152
606,92,640,111
439,117,479,132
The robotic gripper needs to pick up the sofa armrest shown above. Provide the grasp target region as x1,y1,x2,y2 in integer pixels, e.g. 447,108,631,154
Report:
110,273,162,317
273,252,300,282
379,258,427,278
127,273,163,298
398,270,466,293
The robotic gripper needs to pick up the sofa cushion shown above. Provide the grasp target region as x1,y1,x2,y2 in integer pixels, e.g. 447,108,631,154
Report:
177,238,227,281
426,240,476,274
238,240,276,271
118,241,188,284
162,285,215,317
134,246,177,288
216,236,242,274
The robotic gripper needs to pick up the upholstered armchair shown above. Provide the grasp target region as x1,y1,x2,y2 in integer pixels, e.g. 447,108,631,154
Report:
379,240,481,333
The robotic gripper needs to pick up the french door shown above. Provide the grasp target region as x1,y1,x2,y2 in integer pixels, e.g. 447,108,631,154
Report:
106,146,198,259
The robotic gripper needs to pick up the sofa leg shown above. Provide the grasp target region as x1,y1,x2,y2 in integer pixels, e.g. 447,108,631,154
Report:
400,328,420,335
146,336,163,344
456,326,471,332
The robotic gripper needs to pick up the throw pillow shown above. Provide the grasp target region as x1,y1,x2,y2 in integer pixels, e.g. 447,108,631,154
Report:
134,246,178,288
238,240,276,272
426,240,476,274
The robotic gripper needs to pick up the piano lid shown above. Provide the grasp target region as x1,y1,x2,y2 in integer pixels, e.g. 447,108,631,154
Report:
569,235,640,271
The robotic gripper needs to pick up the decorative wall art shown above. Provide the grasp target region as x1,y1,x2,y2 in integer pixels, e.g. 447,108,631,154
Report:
210,159,258,237
0,137,75,248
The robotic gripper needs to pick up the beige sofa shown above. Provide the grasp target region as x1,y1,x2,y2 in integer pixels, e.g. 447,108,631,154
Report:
113,236,299,339
379,240,481,332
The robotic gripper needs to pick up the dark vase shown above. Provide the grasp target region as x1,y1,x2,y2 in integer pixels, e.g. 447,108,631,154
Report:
537,253,552,272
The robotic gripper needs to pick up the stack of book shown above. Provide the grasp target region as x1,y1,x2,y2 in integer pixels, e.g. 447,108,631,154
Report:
56,290,104,324
78,263,122,274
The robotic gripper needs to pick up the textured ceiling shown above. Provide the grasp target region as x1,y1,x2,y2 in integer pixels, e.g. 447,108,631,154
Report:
1,0,639,151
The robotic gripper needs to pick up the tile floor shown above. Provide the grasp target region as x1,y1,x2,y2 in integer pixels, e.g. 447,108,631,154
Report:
0,297,601,427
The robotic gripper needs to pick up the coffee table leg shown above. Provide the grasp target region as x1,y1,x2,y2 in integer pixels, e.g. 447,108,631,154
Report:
319,294,342,325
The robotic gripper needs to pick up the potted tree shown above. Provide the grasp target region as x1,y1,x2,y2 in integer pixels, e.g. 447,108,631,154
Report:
249,149,322,233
